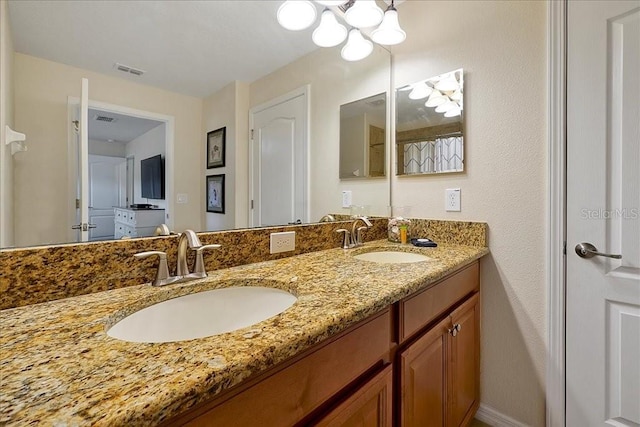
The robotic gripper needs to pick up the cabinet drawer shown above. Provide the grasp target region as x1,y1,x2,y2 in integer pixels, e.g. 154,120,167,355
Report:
314,364,393,427
399,261,479,343
175,309,393,427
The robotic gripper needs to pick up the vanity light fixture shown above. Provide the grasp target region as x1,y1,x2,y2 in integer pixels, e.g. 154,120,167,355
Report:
277,0,317,31
425,90,448,108
408,82,432,100
444,107,462,118
277,0,406,62
315,0,348,5
435,100,458,113
434,73,460,92
313,9,348,47
344,0,384,28
341,28,373,61
371,0,406,45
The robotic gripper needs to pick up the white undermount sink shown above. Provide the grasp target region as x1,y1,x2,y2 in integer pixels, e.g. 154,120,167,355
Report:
352,250,432,264
107,286,297,343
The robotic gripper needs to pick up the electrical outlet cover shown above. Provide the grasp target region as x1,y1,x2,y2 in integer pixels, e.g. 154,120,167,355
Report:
445,188,461,212
270,231,296,254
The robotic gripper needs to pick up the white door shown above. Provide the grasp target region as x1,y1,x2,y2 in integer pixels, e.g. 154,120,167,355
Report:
70,78,90,242
567,2,640,426
88,155,125,241
250,89,308,227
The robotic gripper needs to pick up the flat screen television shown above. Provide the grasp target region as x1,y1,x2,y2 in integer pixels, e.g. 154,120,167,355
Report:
140,154,165,200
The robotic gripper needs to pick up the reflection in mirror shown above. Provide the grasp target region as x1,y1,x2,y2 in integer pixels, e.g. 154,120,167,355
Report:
396,69,464,175
1,1,391,249
339,93,387,179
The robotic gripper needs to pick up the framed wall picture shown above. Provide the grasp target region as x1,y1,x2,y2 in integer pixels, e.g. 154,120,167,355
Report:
206,174,225,214
206,127,226,169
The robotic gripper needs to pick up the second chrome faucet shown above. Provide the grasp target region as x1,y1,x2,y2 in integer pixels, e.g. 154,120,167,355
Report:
336,216,373,249
135,229,220,286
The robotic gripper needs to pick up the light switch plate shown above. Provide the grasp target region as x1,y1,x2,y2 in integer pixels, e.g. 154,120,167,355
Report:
445,188,461,212
176,193,188,204
270,231,296,254
342,190,353,208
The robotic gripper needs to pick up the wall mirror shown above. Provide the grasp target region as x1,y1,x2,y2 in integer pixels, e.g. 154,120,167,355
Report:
339,93,387,179
396,68,464,176
2,1,391,249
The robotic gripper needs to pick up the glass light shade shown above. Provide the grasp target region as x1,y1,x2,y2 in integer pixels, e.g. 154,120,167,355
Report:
312,9,347,47
277,0,317,31
341,29,373,61
435,101,458,113
425,90,447,107
449,89,463,101
370,8,406,45
344,0,384,28
444,107,462,117
315,0,348,5
434,73,459,92
408,82,432,100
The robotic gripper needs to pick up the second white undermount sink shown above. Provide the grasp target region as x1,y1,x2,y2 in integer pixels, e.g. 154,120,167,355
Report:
107,286,297,343
352,250,432,264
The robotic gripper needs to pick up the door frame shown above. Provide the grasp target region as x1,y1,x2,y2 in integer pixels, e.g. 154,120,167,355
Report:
66,97,175,238
547,1,567,426
248,85,311,227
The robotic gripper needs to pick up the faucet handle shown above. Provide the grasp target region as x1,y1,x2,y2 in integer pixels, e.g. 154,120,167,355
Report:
356,226,368,246
335,229,352,249
192,244,222,277
134,251,171,286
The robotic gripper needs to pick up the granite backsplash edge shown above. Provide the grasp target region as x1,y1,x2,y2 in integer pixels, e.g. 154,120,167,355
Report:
0,218,486,309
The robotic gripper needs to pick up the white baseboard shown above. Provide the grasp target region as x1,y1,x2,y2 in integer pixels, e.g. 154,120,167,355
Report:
475,403,528,427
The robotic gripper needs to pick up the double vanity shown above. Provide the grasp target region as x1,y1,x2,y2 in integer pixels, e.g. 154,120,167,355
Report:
0,221,487,426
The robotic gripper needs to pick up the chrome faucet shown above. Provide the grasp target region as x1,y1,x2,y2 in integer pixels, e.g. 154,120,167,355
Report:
135,229,220,286
176,230,202,276
351,216,372,247
177,230,221,279
336,217,372,249
319,214,336,222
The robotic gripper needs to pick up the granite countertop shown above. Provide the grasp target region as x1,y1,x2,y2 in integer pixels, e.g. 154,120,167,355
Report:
0,240,488,425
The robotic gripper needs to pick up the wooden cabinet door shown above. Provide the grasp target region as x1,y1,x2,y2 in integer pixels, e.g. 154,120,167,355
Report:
447,293,480,427
399,316,450,427
314,365,393,427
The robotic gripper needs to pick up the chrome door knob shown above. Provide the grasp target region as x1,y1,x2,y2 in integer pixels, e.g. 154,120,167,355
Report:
575,242,622,259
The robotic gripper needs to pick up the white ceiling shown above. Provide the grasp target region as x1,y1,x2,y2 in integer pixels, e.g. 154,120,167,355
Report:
8,1,321,98
88,108,163,143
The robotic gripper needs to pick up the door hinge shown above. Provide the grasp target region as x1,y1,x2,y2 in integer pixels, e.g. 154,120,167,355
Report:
75,198,80,209
563,241,567,255
251,129,254,140
251,200,254,209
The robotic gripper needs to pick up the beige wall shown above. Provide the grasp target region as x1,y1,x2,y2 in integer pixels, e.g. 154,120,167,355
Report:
0,0,15,247
234,82,250,228
391,1,547,425
13,53,202,246
202,82,238,231
249,45,392,220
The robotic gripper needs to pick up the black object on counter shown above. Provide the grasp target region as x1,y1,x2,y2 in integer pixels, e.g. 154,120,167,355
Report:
411,238,438,248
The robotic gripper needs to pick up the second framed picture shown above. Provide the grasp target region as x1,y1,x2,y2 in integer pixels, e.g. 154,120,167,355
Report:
206,174,225,214
207,127,226,169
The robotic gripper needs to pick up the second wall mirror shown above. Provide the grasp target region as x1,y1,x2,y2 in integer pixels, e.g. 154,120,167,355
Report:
396,68,464,176
339,92,387,180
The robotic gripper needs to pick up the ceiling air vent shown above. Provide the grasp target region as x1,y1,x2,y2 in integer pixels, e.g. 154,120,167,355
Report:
114,62,146,77
93,115,117,123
